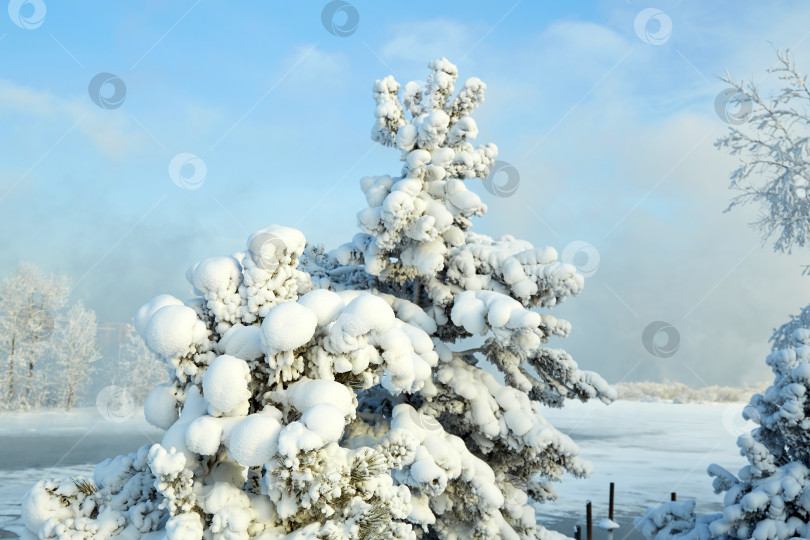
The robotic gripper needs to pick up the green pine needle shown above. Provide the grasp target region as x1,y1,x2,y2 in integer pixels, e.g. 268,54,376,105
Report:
71,477,98,495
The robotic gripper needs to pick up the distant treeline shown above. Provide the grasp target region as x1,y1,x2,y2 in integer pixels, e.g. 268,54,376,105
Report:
614,381,769,403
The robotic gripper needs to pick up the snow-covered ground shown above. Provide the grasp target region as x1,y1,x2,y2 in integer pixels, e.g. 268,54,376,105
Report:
0,407,164,539
0,400,754,539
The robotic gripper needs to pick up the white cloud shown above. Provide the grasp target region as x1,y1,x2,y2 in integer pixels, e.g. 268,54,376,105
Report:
0,81,61,117
0,79,148,160
379,18,476,64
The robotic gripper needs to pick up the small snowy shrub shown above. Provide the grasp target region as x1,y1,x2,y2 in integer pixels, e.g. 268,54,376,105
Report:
23,58,614,540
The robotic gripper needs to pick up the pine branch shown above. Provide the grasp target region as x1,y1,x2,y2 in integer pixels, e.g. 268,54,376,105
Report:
357,503,391,539
70,476,98,495
350,449,387,482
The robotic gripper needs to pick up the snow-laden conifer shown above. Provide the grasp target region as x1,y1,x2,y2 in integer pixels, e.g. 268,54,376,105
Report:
22,59,614,540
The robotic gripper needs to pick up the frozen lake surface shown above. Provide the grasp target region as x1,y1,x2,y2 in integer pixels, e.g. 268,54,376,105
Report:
538,400,753,538
0,400,754,539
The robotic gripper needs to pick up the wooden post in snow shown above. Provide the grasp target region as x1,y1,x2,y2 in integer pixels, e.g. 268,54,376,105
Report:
586,500,593,540
671,492,677,502
599,483,620,540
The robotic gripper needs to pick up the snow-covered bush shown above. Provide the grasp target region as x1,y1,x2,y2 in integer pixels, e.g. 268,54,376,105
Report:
23,58,615,540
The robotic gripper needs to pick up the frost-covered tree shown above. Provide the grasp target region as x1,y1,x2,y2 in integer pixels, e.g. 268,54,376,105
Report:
0,262,70,408
728,49,810,379
22,59,615,540
50,301,101,411
635,51,810,540
716,49,810,256
116,323,168,403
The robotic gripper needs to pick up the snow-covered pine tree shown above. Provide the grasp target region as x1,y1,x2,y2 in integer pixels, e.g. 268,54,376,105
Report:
771,305,810,354
22,58,615,540
635,50,810,540
634,329,810,540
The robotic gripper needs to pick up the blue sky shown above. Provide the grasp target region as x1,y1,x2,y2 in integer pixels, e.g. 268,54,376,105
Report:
3,0,810,386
